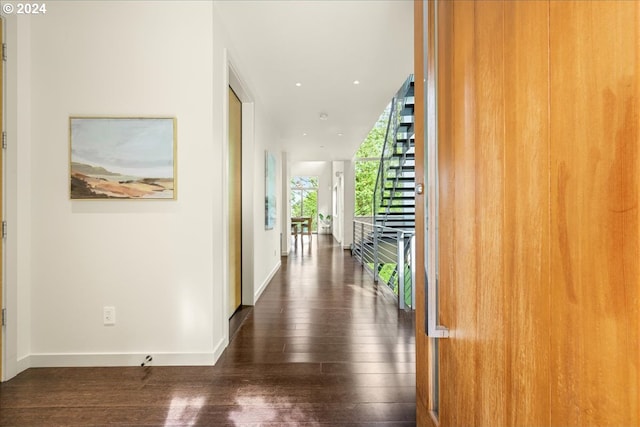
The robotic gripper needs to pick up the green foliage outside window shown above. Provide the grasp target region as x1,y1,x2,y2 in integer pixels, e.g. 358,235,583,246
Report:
354,106,389,217
291,176,319,231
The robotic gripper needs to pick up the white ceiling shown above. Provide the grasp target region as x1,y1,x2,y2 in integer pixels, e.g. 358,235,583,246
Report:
214,0,414,162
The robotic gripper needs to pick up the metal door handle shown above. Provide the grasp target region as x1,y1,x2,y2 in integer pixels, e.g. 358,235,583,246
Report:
426,275,449,338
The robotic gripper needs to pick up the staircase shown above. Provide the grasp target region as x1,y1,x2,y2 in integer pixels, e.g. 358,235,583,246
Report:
350,75,416,309
373,75,415,233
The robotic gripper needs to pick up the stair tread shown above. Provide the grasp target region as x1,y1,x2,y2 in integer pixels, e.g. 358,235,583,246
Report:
383,188,415,193
382,196,414,200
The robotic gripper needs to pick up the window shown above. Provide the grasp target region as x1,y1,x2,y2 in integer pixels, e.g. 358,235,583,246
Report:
354,105,389,217
290,176,319,232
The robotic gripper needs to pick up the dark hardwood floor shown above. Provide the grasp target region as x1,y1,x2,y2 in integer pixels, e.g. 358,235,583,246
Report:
0,235,416,426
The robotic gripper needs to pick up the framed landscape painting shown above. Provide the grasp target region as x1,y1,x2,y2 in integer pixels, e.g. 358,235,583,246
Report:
70,117,176,200
265,150,276,229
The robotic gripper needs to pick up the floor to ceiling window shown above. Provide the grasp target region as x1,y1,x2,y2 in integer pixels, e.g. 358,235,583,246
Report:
354,105,388,218
290,176,319,232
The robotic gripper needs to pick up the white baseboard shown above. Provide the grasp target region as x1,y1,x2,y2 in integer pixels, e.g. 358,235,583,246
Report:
17,355,31,373
211,335,227,364
27,351,219,368
254,260,281,303
281,251,289,256
12,356,31,379
2,355,32,381
11,337,227,370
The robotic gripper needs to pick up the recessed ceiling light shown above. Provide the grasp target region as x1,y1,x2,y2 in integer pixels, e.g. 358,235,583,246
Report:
319,113,328,120
303,132,307,136
337,133,343,137
295,82,302,87
353,80,360,85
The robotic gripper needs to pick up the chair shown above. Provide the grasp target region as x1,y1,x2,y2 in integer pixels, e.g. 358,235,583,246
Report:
291,223,299,245
300,220,311,241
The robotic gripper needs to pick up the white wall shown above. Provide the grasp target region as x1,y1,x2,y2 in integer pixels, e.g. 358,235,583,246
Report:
25,1,218,366
250,113,282,300
280,152,291,255
332,161,344,243
316,164,333,231
2,0,283,378
216,8,282,306
330,160,354,249
343,160,355,249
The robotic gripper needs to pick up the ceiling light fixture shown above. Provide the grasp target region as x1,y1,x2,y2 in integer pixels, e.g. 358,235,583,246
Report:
295,82,302,87
319,113,328,120
303,132,307,136
337,133,343,137
353,80,360,85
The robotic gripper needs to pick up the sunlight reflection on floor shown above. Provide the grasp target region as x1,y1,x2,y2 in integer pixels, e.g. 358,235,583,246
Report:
228,394,319,425
164,395,206,426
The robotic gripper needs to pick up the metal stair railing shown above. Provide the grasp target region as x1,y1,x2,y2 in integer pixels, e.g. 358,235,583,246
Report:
352,219,416,310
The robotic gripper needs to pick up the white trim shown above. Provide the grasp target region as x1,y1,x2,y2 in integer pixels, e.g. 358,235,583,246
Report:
281,250,289,256
16,355,30,373
254,260,280,303
13,326,227,371
27,351,220,368
220,47,231,347
224,50,256,321
2,13,32,382
23,336,226,369
240,102,255,306
211,335,227,364
1,13,6,382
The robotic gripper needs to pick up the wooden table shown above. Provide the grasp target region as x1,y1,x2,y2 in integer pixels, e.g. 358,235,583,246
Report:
291,217,312,241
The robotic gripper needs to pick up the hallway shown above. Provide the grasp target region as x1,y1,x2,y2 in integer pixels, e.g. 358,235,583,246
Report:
0,235,416,426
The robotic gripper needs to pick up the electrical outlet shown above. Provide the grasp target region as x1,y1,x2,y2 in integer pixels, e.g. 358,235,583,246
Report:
103,306,116,325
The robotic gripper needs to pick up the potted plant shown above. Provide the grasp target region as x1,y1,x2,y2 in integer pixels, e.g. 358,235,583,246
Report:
318,213,332,234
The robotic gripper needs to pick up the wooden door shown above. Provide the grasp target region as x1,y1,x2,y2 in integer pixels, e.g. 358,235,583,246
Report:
228,87,242,317
415,1,639,425
548,3,639,424
413,1,433,425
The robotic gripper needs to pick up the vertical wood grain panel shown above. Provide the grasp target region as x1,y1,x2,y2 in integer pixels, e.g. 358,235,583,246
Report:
440,2,478,426
473,3,507,425
503,2,551,425
549,1,639,425
434,1,453,423
436,0,454,353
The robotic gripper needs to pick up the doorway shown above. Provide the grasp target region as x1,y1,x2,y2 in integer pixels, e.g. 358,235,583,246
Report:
290,176,319,233
228,87,242,318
